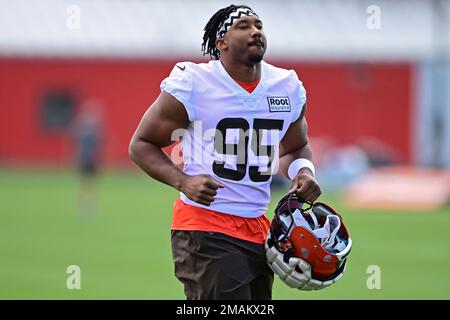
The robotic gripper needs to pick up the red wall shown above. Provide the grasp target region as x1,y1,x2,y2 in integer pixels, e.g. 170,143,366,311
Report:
0,58,412,166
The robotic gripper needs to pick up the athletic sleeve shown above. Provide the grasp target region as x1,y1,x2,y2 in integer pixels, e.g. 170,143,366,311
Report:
289,70,307,123
160,63,195,122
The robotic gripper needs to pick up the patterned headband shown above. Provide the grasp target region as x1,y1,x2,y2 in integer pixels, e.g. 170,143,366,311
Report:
216,7,259,38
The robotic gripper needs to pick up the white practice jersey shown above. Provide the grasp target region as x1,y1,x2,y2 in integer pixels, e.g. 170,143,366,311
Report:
160,60,306,218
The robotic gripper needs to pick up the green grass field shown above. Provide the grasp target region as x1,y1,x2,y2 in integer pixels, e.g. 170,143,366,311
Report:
1,169,449,299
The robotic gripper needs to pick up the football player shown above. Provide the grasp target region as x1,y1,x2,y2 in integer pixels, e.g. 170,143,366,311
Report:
129,4,321,299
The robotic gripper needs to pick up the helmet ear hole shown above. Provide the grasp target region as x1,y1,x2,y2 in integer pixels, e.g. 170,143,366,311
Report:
295,266,304,274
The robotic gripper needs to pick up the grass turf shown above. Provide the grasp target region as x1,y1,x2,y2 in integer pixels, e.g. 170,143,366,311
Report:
1,169,449,299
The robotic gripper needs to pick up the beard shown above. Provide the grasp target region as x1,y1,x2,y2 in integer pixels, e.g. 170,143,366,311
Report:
248,53,264,64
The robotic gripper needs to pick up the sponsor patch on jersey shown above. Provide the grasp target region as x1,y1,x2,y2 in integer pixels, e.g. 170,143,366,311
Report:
267,96,291,112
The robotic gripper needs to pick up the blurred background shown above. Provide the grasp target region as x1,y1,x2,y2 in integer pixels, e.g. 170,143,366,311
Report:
0,0,449,299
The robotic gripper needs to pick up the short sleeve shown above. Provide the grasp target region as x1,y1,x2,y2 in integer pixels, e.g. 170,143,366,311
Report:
160,63,195,122
289,70,307,123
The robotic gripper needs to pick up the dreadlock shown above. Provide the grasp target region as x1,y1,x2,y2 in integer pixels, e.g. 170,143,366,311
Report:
201,4,253,60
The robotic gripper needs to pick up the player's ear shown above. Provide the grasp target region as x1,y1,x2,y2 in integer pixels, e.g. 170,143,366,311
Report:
216,37,227,52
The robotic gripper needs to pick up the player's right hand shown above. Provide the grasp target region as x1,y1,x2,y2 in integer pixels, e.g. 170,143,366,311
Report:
179,174,225,206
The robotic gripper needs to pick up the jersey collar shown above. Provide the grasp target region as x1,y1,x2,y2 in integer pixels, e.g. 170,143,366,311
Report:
211,60,268,109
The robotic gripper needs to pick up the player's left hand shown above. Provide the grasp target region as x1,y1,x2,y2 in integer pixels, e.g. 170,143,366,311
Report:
288,168,321,202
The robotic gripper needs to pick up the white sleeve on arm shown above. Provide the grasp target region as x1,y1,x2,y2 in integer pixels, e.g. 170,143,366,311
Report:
290,70,307,123
160,63,195,122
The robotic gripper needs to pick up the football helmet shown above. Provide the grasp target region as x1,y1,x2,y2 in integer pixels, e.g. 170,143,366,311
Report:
265,193,352,290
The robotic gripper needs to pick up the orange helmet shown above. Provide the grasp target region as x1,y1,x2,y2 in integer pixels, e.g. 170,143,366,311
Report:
268,193,352,280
